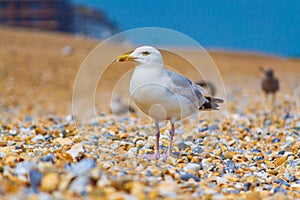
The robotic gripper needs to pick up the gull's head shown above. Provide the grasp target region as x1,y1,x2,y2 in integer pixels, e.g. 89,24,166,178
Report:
117,46,164,65
264,68,274,78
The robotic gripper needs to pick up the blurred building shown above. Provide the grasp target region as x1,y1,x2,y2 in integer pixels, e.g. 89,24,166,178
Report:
0,0,119,39
0,0,72,32
72,5,119,39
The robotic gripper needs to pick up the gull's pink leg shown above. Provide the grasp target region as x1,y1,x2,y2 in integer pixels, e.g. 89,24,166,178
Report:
167,121,175,156
160,121,175,159
154,122,160,159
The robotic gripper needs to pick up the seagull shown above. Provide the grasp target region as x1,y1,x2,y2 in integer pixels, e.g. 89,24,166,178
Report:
261,67,279,105
111,94,136,115
117,46,223,159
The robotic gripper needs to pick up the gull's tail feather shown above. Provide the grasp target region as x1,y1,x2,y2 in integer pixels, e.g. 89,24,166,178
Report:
199,96,224,110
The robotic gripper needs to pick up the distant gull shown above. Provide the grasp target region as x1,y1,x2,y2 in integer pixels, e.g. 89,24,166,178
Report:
111,94,136,115
195,80,216,96
261,67,279,104
117,46,223,159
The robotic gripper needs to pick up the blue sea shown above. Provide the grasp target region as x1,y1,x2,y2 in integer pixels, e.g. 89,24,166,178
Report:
71,0,300,58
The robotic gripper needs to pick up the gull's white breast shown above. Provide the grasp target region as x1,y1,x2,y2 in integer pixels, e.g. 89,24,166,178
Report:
130,66,198,121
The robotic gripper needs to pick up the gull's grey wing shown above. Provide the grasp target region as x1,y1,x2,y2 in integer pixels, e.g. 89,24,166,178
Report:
163,69,207,106
165,70,193,88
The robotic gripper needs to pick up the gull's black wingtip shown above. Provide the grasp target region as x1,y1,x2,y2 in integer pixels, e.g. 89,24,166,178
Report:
199,96,224,110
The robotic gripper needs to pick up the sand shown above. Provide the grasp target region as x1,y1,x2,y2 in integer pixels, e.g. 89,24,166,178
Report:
0,26,299,116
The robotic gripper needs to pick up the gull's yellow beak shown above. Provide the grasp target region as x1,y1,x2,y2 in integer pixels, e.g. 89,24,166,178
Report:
116,53,135,62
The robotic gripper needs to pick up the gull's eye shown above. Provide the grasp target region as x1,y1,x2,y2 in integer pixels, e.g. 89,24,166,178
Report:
141,51,150,56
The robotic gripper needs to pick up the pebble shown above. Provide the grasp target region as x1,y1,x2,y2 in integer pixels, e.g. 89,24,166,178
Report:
272,138,281,143
246,191,260,200
0,152,7,158
69,176,90,195
288,175,296,182
41,173,60,192
192,147,203,154
178,142,190,151
215,177,228,185
61,45,73,56
234,182,244,189
36,192,53,200
14,161,35,182
157,180,178,197
109,192,138,200
31,134,45,142
275,157,287,167
67,159,96,176
272,192,289,200
54,138,73,146
244,182,252,191
274,187,287,195
183,163,201,173
291,183,300,190
66,143,84,160
180,172,200,182
279,179,290,187
222,151,233,160
42,154,55,163
29,170,43,193
278,150,285,155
